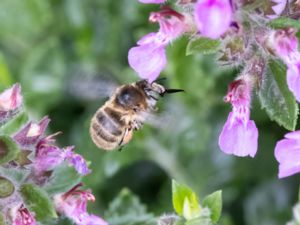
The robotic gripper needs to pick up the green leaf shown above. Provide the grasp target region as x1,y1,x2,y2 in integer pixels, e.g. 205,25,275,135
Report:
20,184,57,221
172,180,201,220
259,60,298,130
0,135,20,165
105,188,154,225
0,112,29,136
268,17,300,29
202,190,222,224
44,162,81,195
186,37,221,56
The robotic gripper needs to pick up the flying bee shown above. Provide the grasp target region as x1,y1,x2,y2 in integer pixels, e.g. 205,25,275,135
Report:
89,79,183,151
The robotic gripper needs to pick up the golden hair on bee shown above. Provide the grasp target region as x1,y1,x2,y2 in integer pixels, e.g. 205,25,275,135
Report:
89,79,183,151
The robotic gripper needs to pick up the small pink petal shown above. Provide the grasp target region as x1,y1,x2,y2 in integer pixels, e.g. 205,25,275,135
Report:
128,44,167,82
194,0,232,39
219,112,258,157
275,132,300,178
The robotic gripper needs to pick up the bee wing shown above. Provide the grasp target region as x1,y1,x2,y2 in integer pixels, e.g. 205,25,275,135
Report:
66,71,119,102
140,101,189,131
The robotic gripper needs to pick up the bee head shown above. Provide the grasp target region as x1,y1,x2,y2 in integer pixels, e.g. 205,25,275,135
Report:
115,85,147,111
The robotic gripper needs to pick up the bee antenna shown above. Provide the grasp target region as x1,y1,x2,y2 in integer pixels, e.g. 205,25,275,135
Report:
161,89,185,96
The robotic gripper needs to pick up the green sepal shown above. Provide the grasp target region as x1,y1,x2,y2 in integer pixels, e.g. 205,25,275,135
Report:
0,112,29,136
0,135,20,165
20,183,58,221
0,177,14,198
186,37,221,56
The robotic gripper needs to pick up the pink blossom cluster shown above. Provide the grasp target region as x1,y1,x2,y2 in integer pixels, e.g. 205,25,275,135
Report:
128,0,300,179
0,85,107,225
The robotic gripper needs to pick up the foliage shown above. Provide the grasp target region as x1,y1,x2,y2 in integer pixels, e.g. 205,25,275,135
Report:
0,0,299,225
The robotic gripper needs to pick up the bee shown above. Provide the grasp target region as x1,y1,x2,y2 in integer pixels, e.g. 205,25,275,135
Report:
89,79,183,151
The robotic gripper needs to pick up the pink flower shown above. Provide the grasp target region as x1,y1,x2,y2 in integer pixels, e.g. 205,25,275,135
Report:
0,84,22,123
275,130,300,178
54,184,107,225
12,204,36,225
14,117,50,147
139,0,166,3
194,0,232,39
34,135,90,176
128,7,186,82
218,79,258,157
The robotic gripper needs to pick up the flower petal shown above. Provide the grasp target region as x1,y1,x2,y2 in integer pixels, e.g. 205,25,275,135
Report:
219,112,258,157
275,135,300,178
194,0,232,39
128,44,167,82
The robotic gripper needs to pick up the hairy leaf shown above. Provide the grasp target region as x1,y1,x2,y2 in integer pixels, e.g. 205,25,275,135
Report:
186,37,221,56
268,17,300,29
20,184,57,221
44,162,81,195
105,188,155,225
259,60,298,130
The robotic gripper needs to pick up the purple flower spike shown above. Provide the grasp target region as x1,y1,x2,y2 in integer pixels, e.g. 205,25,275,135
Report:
218,79,259,157
14,117,50,147
64,146,91,175
54,184,108,225
139,0,166,3
194,0,232,39
275,130,300,178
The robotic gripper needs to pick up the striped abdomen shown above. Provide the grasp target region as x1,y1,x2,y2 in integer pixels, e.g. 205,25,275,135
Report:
90,106,126,150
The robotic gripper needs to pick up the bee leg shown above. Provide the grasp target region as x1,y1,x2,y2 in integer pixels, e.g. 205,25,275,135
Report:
132,120,143,130
118,128,133,147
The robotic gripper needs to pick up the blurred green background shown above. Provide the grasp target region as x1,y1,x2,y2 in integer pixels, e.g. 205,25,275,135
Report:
0,0,299,225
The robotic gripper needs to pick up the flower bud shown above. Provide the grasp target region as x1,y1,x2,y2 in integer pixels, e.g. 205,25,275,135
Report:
0,177,14,198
